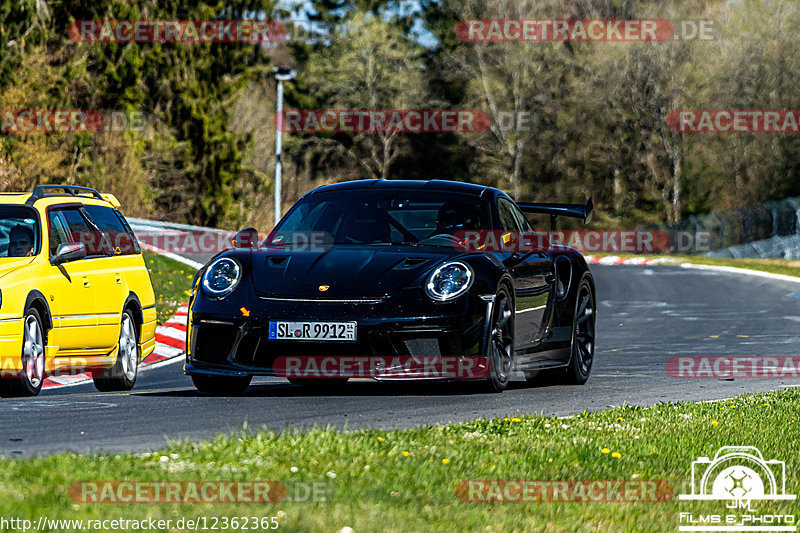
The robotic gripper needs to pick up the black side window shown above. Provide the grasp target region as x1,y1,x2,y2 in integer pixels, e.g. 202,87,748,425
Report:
48,211,71,256
509,202,532,231
82,205,140,255
498,198,522,231
49,208,103,257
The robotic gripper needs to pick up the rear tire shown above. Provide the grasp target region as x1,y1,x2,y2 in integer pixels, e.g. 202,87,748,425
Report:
191,373,252,395
563,275,595,385
0,308,46,397
524,274,595,386
93,310,139,392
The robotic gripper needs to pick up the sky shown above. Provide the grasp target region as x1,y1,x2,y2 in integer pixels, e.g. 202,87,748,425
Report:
277,0,439,48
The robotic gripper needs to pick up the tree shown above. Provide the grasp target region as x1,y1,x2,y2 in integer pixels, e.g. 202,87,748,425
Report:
442,0,578,199
1,0,280,226
304,11,428,178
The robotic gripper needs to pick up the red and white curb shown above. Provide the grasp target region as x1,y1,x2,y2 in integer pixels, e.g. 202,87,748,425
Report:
585,255,674,266
144,303,189,364
41,303,189,390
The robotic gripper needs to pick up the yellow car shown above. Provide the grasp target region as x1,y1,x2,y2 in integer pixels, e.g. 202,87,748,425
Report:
0,185,156,397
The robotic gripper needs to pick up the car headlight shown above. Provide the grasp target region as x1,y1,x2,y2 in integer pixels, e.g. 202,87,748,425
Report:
425,261,473,301
202,257,242,298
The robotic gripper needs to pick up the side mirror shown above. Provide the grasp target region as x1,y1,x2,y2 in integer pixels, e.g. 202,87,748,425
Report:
232,227,259,249
52,242,86,265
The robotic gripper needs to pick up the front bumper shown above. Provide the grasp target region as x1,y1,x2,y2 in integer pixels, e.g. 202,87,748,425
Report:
0,317,24,373
185,290,489,380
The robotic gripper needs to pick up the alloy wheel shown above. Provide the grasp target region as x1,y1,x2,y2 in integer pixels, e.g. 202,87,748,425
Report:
573,282,595,375
119,314,138,381
22,314,45,389
489,292,514,385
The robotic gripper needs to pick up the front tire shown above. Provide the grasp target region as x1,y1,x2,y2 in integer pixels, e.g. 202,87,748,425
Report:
93,310,139,392
0,308,46,397
485,286,515,392
191,373,252,395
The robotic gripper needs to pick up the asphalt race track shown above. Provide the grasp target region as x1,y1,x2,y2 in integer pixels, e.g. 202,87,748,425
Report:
2,264,800,456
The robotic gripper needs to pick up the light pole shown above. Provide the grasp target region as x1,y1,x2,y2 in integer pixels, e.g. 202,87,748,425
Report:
273,67,296,227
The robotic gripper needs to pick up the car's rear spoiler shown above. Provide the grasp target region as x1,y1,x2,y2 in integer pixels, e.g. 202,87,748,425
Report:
516,198,593,230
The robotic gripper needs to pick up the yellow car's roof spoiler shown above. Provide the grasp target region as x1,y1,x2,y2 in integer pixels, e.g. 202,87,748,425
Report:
101,193,121,208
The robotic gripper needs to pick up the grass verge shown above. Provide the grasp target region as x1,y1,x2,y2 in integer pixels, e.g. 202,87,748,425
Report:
670,255,800,278
1,389,797,532
143,252,197,324
602,253,800,278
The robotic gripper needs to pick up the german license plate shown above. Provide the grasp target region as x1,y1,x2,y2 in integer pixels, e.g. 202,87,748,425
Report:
268,321,357,342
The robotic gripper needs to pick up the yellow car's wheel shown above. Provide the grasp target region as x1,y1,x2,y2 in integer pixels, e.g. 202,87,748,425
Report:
93,310,139,392
0,309,46,397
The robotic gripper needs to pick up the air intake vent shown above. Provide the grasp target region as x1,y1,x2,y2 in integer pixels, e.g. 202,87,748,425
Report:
395,257,428,270
403,337,441,358
267,255,289,266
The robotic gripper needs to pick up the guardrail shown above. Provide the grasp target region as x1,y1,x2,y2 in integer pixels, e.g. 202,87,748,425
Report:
126,218,230,268
640,196,800,259
126,217,230,234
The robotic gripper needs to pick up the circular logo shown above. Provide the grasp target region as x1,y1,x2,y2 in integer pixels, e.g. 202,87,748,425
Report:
711,466,765,499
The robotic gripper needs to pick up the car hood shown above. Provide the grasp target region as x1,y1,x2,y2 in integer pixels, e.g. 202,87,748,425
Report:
0,257,35,281
251,245,458,299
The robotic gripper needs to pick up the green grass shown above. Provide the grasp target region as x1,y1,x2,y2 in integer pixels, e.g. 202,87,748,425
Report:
1,389,798,532
669,255,800,278
602,253,800,278
143,252,197,324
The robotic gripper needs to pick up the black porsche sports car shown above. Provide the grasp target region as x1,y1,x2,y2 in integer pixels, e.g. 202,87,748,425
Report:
184,179,595,393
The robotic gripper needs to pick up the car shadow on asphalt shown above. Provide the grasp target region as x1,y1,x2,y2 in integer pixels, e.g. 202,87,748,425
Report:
136,379,541,398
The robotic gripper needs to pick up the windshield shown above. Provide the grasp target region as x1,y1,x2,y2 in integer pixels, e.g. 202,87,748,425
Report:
0,205,40,258
267,190,490,247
